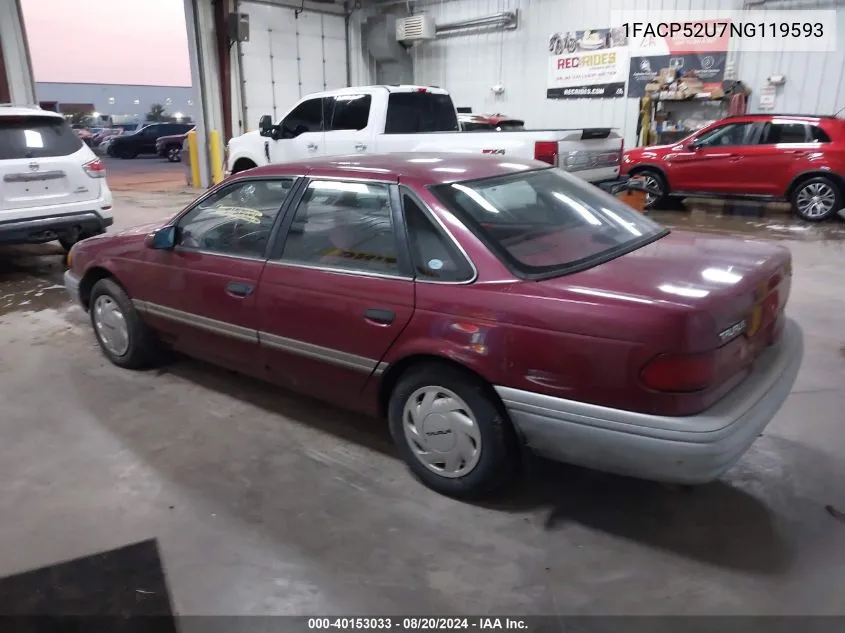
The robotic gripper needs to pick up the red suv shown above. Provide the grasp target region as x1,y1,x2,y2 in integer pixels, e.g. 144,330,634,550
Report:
621,114,845,221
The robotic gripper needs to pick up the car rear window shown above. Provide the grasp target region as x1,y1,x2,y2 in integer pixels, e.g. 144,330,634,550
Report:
384,92,459,134
0,115,84,160
431,168,668,279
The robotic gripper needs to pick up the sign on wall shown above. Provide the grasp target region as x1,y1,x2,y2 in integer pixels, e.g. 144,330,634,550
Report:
626,20,730,98
547,28,629,99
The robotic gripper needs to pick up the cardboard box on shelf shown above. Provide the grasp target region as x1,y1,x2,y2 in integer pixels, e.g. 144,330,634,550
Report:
658,68,676,84
645,82,661,93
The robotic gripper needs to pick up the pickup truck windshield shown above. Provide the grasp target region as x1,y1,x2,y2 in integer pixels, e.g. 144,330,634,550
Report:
431,168,667,279
384,92,459,134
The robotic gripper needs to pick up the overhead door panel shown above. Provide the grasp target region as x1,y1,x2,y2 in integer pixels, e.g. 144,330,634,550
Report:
239,1,349,131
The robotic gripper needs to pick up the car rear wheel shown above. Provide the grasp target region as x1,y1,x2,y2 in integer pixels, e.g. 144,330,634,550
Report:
166,145,182,162
388,363,519,499
791,176,842,222
118,147,138,159
632,169,666,209
89,278,162,369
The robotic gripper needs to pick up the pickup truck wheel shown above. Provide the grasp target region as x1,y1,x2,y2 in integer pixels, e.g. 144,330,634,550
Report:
388,363,519,499
632,169,666,209
791,177,841,222
89,278,161,369
166,145,182,162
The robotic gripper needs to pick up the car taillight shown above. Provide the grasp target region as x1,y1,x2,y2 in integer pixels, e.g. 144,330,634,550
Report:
534,141,558,166
640,351,716,392
83,158,106,178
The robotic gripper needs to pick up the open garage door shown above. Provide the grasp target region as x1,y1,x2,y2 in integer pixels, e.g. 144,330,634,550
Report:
238,1,347,132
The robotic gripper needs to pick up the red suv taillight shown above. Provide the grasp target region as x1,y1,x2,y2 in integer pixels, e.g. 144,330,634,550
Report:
83,158,106,178
534,141,558,166
640,351,716,392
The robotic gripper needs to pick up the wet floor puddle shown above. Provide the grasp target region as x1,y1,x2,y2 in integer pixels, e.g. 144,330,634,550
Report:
0,245,68,316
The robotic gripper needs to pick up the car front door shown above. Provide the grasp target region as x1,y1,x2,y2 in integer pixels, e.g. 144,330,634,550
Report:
254,177,415,411
138,177,295,373
666,122,756,195
322,93,375,157
268,97,327,164
138,125,162,154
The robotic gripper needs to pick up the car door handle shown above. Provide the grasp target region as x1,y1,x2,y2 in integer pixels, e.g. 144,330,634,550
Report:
365,308,394,324
226,281,254,298
355,143,367,151
306,143,318,151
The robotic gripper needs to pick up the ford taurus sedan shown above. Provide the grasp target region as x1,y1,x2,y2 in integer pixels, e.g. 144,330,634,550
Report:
64,153,804,498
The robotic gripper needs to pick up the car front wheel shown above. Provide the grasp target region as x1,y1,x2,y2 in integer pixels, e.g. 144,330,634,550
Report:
791,176,842,222
89,278,162,369
388,363,519,499
166,145,182,162
632,169,666,209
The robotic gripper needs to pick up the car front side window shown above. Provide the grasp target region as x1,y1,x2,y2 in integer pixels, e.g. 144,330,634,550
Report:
696,123,754,147
176,179,294,258
278,180,402,275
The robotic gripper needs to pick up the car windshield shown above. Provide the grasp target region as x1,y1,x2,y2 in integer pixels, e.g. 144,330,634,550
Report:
431,168,668,278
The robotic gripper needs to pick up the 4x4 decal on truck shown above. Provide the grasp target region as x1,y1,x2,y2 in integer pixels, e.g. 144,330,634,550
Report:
482,149,506,155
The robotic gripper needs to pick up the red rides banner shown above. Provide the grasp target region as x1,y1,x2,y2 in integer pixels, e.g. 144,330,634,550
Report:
547,28,629,99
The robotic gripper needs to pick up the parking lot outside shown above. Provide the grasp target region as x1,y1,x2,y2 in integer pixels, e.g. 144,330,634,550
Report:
1,157,845,613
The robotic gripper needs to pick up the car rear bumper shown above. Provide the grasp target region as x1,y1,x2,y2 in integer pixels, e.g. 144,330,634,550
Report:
495,318,804,485
0,211,114,245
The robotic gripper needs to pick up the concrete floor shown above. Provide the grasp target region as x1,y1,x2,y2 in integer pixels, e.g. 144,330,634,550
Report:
1,184,845,616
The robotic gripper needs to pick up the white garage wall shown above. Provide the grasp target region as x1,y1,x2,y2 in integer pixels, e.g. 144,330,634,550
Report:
410,0,845,148
238,0,348,130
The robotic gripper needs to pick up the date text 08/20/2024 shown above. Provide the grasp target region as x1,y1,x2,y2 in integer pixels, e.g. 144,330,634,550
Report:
307,617,529,630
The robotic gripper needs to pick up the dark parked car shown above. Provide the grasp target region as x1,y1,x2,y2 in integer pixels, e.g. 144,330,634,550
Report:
156,128,194,162
63,153,803,498
108,122,194,159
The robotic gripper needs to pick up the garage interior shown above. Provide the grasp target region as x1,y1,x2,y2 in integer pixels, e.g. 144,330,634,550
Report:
2,0,845,621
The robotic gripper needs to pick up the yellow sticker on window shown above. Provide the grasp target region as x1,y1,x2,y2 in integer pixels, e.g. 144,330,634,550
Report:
209,206,263,224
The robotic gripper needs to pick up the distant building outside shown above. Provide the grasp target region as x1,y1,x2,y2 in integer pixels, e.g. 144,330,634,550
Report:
35,82,197,125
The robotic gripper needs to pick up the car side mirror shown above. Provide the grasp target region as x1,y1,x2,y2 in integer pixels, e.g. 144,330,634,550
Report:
259,115,274,137
145,225,176,250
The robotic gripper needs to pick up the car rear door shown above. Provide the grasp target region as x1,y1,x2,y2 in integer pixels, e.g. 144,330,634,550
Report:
741,120,817,196
254,176,415,411
322,93,376,157
0,113,103,218
136,177,295,373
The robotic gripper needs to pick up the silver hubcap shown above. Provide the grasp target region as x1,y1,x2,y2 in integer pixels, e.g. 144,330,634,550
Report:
93,295,130,357
402,386,482,479
641,174,662,206
796,182,836,218
168,148,179,160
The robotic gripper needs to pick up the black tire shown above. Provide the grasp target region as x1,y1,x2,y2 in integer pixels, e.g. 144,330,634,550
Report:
388,363,520,499
88,278,162,369
166,145,182,162
790,176,842,222
118,147,137,159
631,168,667,209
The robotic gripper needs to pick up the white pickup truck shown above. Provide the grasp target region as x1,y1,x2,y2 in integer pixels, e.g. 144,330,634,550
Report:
225,85,624,186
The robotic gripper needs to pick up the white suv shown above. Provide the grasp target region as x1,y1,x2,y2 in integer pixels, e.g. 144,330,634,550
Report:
0,106,113,251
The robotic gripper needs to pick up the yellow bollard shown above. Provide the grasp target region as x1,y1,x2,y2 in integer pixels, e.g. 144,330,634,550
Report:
186,129,201,189
209,129,223,185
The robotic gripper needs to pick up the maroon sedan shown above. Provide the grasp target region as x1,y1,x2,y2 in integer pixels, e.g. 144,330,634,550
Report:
64,153,803,498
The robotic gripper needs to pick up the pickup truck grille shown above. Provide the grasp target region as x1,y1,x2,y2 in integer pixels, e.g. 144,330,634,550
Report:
561,149,621,173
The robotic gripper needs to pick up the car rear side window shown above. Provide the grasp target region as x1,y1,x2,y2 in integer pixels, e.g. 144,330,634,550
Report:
810,125,831,142
384,92,459,134
279,180,401,276
176,179,294,258
759,122,808,144
0,116,83,159
328,94,371,131
402,192,474,282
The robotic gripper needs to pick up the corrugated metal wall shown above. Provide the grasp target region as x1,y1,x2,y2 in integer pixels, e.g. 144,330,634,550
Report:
409,0,845,147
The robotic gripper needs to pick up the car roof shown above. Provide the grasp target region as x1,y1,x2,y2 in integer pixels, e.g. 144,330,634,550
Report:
236,153,549,185
0,105,63,119
725,113,839,122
